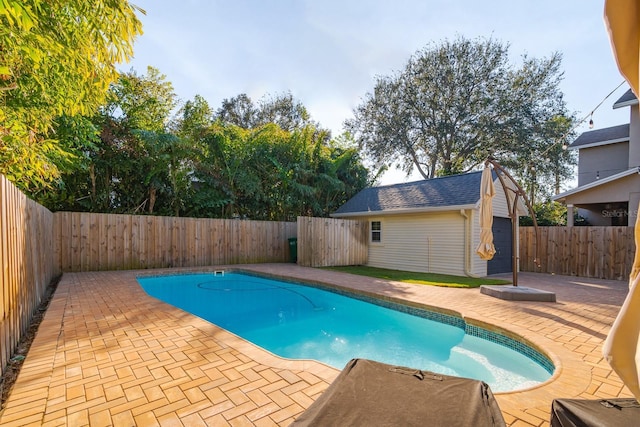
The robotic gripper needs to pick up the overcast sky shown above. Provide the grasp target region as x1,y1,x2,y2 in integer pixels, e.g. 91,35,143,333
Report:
124,0,630,185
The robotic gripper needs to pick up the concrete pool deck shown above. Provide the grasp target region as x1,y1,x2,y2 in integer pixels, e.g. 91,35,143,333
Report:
0,265,633,426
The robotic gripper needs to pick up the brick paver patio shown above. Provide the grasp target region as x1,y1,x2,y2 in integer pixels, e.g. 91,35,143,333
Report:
0,265,633,426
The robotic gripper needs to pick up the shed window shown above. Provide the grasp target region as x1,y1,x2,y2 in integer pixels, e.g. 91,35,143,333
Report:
371,221,381,242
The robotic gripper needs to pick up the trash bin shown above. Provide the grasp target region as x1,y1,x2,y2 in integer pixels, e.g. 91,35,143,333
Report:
288,237,297,263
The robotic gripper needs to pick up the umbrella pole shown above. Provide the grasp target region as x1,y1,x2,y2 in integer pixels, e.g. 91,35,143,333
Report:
511,200,519,287
485,158,541,286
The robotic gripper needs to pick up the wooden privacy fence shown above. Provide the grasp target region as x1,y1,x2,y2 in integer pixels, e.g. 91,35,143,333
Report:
520,226,636,280
0,175,56,374
2,175,372,376
297,216,368,267
54,212,297,272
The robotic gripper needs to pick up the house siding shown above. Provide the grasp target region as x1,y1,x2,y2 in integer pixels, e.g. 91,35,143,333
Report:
629,103,640,169
491,180,513,218
577,142,630,186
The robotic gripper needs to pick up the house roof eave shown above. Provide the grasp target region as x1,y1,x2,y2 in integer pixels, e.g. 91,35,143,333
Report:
612,98,638,109
552,168,638,203
568,137,629,150
612,88,638,109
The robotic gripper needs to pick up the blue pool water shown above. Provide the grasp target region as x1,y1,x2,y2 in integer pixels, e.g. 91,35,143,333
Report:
137,272,553,392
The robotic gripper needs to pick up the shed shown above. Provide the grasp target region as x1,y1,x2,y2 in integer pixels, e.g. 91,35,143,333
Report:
331,171,522,277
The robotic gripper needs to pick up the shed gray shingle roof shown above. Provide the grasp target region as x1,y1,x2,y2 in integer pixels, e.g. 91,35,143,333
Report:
333,170,485,215
569,123,629,149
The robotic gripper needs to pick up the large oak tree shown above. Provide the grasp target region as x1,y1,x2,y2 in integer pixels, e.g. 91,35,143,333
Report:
346,36,575,201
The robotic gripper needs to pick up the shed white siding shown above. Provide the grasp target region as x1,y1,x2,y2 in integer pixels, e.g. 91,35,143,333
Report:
491,176,524,218
467,208,487,277
492,184,509,217
365,212,468,276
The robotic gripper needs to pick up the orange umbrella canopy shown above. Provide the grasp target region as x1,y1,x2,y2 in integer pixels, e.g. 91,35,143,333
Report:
476,167,495,261
602,0,640,403
604,0,640,97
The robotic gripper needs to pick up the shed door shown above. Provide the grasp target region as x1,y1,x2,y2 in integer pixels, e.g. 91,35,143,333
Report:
487,217,512,275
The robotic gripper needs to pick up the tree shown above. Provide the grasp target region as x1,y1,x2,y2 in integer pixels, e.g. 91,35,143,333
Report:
172,94,213,140
256,93,313,132
47,66,186,214
33,114,101,211
509,115,576,205
216,94,256,129
102,66,177,133
192,121,257,218
136,130,192,216
101,67,185,214
91,67,180,214
520,200,567,226
346,36,575,202
42,78,371,219
0,0,144,190
315,133,371,215
215,92,318,133
186,120,370,221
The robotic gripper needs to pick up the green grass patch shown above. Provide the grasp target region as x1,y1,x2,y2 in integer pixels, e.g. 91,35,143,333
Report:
322,266,511,288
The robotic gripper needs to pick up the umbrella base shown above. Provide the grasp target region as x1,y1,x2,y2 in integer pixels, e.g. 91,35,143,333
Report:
480,285,556,302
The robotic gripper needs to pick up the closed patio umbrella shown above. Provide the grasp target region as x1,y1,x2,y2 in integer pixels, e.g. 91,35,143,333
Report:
476,166,495,261
603,202,640,402
602,0,640,404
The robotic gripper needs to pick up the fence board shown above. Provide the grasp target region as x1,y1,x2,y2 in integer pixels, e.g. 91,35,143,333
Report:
520,226,635,280
53,213,297,271
297,216,368,267
0,176,56,376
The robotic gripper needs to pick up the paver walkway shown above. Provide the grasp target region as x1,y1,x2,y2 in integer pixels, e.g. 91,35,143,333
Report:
0,265,633,426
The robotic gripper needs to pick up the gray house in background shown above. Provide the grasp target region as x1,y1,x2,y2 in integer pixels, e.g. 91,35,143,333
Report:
331,171,524,277
553,88,640,226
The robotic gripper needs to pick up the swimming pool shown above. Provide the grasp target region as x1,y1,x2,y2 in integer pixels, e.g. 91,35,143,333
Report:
137,271,553,392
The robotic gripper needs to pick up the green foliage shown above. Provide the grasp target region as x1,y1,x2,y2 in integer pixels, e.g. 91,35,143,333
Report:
104,66,177,132
93,67,187,215
33,115,100,210
136,130,193,216
186,121,369,221
519,200,567,226
0,0,144,191
43,67,189,215
42,69,371,220
215,92,317,132
171,94,213,140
